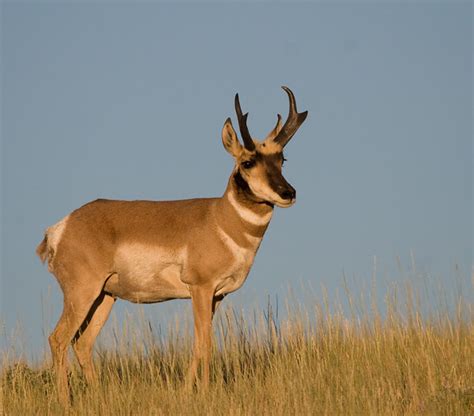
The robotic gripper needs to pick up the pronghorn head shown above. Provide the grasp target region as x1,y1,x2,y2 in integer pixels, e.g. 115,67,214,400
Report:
222,86,308,208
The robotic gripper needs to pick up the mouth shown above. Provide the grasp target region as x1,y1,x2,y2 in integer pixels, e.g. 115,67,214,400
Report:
275,198,296,208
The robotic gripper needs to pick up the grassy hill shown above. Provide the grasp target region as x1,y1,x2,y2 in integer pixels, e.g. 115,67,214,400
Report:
2,282,473,415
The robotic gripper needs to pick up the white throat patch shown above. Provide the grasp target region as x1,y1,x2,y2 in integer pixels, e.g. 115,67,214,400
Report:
227,191,272,226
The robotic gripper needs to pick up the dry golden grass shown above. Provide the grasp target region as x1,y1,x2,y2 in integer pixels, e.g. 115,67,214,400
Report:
1,281,473,415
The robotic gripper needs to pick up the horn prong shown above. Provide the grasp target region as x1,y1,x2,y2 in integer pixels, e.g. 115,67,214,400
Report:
274,86,308,147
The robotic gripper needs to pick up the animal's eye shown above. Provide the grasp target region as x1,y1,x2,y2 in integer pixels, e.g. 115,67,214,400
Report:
242,160,255,169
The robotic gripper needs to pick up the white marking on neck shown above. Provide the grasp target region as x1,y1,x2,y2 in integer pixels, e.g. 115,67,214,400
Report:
244,232,263,247
227,191,273,226
215,227,256,297
217,227,249,264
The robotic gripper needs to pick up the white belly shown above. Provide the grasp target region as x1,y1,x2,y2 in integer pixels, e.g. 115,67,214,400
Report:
105,231,261,301
105,243,190,303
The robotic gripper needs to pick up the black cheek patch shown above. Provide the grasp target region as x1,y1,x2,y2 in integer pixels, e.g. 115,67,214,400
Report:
233,170,253,195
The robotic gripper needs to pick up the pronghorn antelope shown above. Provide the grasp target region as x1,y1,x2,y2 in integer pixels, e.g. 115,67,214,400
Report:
37,86,307,404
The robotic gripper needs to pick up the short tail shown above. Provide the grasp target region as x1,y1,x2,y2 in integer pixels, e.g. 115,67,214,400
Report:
36,234,49,264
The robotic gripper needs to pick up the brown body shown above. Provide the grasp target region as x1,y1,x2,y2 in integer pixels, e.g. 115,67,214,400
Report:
40,180,271,304
37,86,307,405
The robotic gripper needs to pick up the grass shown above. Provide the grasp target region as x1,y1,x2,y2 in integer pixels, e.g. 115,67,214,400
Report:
1,279,473,415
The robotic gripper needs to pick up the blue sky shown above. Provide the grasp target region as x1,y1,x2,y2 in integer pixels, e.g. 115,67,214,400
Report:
1,2,472,356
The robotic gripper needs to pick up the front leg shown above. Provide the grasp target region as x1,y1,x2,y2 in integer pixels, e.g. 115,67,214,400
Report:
186,285,218,388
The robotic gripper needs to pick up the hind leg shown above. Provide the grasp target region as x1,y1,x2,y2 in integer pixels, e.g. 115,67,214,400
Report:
72,292,115,383
49,279,104,406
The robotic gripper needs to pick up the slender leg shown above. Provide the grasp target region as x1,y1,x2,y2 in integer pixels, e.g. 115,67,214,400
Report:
186,286,215,388
72,292,115,383
49,281,103,406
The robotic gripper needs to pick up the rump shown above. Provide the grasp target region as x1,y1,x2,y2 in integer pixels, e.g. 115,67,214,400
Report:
36,235,49,263
36,215,70,270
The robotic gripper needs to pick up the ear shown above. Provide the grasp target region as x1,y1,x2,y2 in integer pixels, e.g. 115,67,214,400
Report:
222,118,243,158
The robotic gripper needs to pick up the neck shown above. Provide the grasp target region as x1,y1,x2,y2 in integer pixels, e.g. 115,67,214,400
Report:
225,168,274,222
215,169,274,250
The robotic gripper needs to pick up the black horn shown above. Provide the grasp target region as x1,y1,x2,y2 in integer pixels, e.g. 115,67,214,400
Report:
273,86,308,147
234,93,256,151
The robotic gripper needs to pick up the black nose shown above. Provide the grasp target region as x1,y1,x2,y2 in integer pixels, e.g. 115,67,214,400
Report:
280,187,296,200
